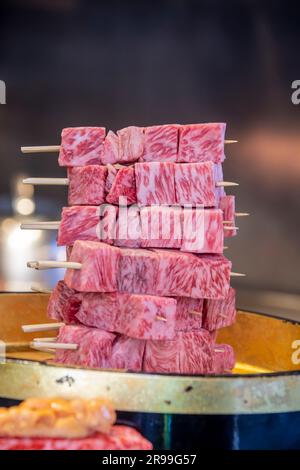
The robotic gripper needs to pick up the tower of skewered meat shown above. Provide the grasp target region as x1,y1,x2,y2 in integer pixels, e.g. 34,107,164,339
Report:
25,123,242,374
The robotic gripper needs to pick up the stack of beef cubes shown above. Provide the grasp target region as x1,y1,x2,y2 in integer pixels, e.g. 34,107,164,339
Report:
47,123,236,374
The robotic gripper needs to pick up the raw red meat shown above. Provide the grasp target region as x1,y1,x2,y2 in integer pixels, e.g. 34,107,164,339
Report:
118,248,159,295
140,206,182,249
177,123,226,163
65,241,231,299
174,161,216,207
115,205,141,247
58,206,100,246
214,162,226,204
117,126,144,163
219,195,237,237
0,426,152,450
212,344,235,374
153,249,198,298
181,208,223,254
68,165,107,205
102,131,119,164
202,287,236,330
97,204,118,245
191,254,231,299
65,241,121,292
47,280,82,323
143,330,213,374
142,124,179,162
106,166,137,205
54,325,116,368
175,297,203,332
76,292,176,340
58,127,106,167
110,336,146,372
66,245,73,260
105,164,118,193
135,162,177,205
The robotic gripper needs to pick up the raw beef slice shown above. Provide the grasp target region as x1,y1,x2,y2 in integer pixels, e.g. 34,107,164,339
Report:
59,127,106,167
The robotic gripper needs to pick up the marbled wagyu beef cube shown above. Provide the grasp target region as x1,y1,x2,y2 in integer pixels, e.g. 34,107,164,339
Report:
117,126,144,163
143,329,213,374
191,255,231,300
47,280,82,324
58,206,100,246
174,161,216,207
211,344,235,374
65,241,121,292
115,205,141,248
109,336,146,372
153,249,197,298
54,325,116,369
106,166,137,205
102,131,119,164
202,287,236,330
76,292,177,340
219,195,237,237
135,162,177,205
177,123,226,163
140,206,182,249
68,165,107,205
175,297,203,332
58,127,106,167
181,208,223,254
142,124,179,162
118,248,159,295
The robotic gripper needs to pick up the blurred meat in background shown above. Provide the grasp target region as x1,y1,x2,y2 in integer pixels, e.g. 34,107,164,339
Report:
0,0,299,318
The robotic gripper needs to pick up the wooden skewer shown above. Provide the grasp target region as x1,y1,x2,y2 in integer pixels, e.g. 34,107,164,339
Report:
33,337,57,342
31,284,53,294
214,347,225,353
23,177,238,188
235,212,250,217
21,145,61,153
22,322,64,333
156,315,167,322
30,341,78,350
189,310,202,316
22,222,60,230
21,140,238,154
23,178,69,186
22,221,238,232
27,259,245,277
27,260,82,270
216,181,239,187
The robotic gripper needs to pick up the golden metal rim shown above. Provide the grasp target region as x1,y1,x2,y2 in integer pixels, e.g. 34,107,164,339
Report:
1,359,300,415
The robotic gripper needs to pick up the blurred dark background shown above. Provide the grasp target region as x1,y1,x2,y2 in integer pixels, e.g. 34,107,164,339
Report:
0,0,299,317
